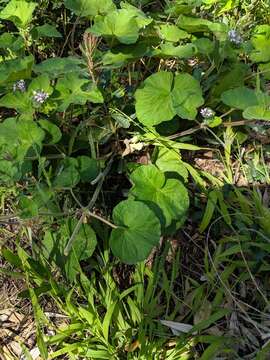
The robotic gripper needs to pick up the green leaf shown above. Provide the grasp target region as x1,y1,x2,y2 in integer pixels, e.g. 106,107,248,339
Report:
135,71,203,125
135,72,175,126
33,57,86,79
77,156,99,183
193,37,214,55
64,0,116,17
31,24,62,39
54,158,80,188
17,118,45,150
0,92,33,114
102,42,149,67
157,24,189,42
159,43,196,59
259,62,270,80
243,106,270,121
0,118,44,180
155,147,189,181
62,219,97,261
55,73,103,111
199,190,218,233
89,6,151,45
172,73,204,120
42,220,97,282
210,63,249,99
29,74,53,95
2,249,22,268
109,200,161,264
176,15,212,33
111,111,130,128
18,196,38,219
130,165,189,227
221,87,259,110
0,0,37,29
0,161,20,182
0,32,24,53
0,55,34,85
38,120,62,144
250,25,270,63
205,116,222,128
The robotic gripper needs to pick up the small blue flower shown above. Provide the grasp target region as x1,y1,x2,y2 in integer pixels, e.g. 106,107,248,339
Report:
200,107,215,119
13,79,26,92
228,29,242,45
32,90,49,104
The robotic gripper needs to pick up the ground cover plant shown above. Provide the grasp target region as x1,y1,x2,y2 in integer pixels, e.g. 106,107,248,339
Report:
0,0,270,358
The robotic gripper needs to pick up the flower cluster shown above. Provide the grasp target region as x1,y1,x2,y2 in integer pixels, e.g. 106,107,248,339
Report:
200,107,215,119
13,79,26,92
32,90,49,104
228,30,242,45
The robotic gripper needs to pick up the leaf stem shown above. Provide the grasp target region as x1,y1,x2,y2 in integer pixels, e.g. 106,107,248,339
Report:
88,211,117,229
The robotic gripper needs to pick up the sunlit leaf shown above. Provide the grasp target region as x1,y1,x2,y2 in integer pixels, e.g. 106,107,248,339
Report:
109,200,161,264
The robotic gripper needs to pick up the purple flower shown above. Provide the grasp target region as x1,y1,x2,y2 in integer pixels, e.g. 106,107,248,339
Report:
32,90,49,104
13,79,26,92
200,107,215,119
228,30,242,45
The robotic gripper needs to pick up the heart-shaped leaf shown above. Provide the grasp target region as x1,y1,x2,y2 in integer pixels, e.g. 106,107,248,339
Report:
55,73,103,111
221,87,259,110
29,74,53,95
130,165,189,227
109,200,161,264
64,0,115,17
33,57,86,78
135,72,175,126
172,73,204,120
135,71,203,126
0,0,37,29
31,24,62,39
243,106,270,121
0,55,34,85
89,5,151,45
0,92,33,114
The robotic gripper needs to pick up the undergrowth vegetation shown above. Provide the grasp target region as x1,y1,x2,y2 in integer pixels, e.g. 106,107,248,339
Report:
0,0,270,359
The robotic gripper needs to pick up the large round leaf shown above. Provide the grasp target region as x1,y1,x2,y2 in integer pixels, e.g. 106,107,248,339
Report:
130,165,189,227
221,87,259,110
64,0,115,17
172,73,204,120
135,71,203,126
89,6,151,45
135,72,175,126
0,0,37,29
243,106,270,121
109,200,161,264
